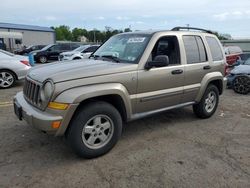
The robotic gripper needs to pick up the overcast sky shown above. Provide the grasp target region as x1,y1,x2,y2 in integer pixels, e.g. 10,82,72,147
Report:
1,0,250,38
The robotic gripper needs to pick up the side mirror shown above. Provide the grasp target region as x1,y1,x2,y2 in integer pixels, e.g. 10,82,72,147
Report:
145,55,169,70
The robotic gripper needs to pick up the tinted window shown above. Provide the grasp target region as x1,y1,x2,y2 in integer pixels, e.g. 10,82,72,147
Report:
196,36,207,62
183,36,200,64
60,44,71,51
183,36,207,64
83,46,98,53
71,44,80,50
49,45,60,51
206,37,223,61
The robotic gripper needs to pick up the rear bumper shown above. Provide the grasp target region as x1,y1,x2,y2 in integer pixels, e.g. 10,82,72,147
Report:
13,92,78,136
223,77,228,90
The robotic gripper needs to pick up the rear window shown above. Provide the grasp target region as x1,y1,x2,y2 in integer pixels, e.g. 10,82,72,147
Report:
183,36,207,64
206,37,224,61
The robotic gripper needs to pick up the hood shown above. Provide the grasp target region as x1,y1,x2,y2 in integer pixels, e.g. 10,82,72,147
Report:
231,64,250,75
28,59,137,83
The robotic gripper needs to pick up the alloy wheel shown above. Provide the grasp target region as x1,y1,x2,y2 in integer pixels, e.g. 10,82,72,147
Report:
82,115,114,149
0,71,14,88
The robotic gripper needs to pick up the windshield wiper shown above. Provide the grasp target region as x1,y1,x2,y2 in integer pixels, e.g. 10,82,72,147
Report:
101,55,120,63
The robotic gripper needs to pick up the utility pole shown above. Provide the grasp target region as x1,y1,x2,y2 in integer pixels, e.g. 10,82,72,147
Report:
93,28,96,43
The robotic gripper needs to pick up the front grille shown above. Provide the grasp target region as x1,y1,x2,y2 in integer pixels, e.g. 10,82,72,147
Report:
23,78,41,106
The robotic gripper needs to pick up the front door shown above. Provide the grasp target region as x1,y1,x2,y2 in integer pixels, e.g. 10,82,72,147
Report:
136,36,184,113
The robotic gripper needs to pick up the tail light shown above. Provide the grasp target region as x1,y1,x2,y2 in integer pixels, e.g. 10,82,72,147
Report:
20,60,30,66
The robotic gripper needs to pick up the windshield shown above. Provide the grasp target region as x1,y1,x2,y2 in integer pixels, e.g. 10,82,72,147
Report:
41,44,54,51
92,34,151,63
244,58,250,65
73,45,89,52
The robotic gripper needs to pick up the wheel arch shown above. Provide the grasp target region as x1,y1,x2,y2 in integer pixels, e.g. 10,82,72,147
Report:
195,72,225,102
0,68,18,80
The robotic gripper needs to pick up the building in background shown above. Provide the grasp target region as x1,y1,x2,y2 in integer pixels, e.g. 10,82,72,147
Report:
0,22,55,52
221,39,250,53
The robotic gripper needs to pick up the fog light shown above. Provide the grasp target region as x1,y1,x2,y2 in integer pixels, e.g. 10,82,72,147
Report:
48,102,69,110
52,121,61,129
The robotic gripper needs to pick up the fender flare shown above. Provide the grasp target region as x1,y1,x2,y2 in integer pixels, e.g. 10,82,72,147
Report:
54,83,133,119
195,72,224,102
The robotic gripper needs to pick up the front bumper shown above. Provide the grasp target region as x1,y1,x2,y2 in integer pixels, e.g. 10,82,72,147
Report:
13,92,78,136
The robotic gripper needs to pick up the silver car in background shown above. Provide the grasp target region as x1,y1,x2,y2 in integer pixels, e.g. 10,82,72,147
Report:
0,50,31,88
59,45,99,61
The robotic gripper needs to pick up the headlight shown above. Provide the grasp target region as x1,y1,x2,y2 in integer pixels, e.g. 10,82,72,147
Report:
40,80,54,102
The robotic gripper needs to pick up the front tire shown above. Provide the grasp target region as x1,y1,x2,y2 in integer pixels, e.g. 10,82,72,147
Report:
193,84,219,119
66,101,122,158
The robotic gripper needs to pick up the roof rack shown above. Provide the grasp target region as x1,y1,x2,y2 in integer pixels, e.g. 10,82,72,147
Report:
171,27,213,34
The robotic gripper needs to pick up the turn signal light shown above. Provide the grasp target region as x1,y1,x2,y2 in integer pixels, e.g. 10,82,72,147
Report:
48,102,69,110
51,121,61,129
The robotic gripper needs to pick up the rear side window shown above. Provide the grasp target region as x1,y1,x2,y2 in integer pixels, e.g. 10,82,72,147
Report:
183,36,207,64
206,37,223,61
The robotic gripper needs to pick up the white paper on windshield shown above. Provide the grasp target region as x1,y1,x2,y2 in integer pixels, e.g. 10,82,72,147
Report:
127,37,145,43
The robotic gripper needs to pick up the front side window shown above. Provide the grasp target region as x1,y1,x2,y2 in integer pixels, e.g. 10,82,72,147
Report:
206,36,224,61
150,36,180,65
92,34,151,63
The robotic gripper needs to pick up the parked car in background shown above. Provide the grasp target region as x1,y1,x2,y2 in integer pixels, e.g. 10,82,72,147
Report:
0,50,30,88
32,43,80,63
59,45,99,61
227,58,250,94
225,52,250,75
224,46,242,65
14,45,46,55
0,49,29,62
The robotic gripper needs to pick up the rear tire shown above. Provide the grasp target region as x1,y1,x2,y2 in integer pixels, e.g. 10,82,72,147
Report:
193,84,219,119
232,75,250,94
39,56,47,63
0,70,16,89
66,101,122,158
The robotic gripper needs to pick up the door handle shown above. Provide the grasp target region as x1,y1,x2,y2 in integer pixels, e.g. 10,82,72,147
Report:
171,69,183,75
203,65,211,70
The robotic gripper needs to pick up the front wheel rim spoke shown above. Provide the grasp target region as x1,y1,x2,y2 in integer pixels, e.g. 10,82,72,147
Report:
87,135,96,145
101,122,111,130
93,117,101,125
84,126,94,134
99,133,108,142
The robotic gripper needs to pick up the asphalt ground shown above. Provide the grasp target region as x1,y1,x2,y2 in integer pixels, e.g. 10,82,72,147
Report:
0,82,249,188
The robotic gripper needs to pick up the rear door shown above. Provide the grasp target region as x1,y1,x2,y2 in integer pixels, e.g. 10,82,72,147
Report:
182,35,210,103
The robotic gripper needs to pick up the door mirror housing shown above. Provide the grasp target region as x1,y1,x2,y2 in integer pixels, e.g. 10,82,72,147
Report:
145,55,169,70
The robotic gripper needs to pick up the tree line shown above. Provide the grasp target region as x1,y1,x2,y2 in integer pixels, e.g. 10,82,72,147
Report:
51,25,132,43
51,25,231,43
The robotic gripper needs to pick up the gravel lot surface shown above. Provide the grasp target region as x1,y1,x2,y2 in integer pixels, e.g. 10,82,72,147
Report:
0,82,249,188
